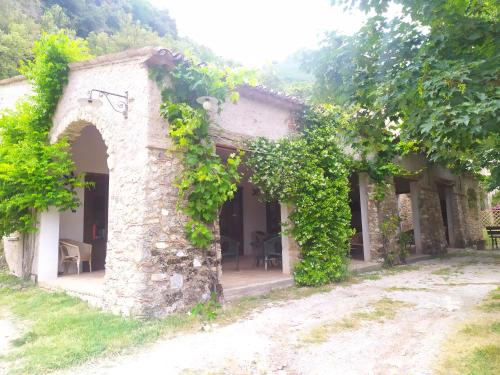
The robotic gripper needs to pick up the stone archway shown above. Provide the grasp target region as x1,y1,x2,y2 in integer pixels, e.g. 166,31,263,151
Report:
37,115,112,289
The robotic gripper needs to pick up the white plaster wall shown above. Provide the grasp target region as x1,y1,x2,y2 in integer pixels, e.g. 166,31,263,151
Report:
213,95,296,140
0,78,31,111
241,179,267,255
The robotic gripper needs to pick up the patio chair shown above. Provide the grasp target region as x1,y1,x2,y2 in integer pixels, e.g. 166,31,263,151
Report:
251,230,267,267
220,236,240,270
262,234,282,271
59,240,93,275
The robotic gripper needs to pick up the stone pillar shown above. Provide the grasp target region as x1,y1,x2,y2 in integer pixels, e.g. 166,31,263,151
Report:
409,182,423,254
125,146,221,317
415,181,447,255
280,204,300,275
365,177,399,260
449,190,467,247
444,187,457,247
358,173,372,261
36,207,60,282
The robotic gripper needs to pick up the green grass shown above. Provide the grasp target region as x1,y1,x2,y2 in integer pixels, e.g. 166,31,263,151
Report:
435,287,500,375
384,286,430,292
431,267,455,276
0,271,356,374
0,273,201,374
300,297,414,344
358,264,420,281
382,264,420,274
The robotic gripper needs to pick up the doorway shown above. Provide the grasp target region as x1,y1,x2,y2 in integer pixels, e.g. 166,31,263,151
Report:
83,173,109,271
219,187,244,255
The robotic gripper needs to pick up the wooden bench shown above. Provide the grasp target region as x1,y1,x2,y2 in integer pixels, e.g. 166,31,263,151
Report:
485,226,500,249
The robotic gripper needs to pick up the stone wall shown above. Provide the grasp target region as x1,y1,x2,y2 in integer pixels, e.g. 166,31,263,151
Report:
365,178,399,260
398,194,413,232
134,146,221,317
417,185,448,254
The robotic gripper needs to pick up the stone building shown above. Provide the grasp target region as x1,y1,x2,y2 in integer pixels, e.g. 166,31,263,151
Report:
0,47,483,317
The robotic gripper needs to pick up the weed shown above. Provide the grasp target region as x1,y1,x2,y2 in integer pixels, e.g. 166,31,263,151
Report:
190,293,221,321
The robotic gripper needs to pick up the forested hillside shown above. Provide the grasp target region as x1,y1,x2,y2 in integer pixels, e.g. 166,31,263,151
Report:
0,0,228,79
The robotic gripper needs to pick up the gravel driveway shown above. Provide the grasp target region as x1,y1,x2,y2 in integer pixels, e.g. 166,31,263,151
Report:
63,250,499,375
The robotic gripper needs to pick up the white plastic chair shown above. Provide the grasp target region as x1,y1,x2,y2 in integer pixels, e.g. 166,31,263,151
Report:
59,240,92,275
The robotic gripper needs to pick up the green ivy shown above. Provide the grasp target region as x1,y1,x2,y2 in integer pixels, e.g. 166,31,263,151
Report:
0,31,90,236
247,105,353,286
157,61,252,249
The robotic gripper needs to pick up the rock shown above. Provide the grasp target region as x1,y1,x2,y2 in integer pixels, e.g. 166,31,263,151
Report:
151,273,168,282
170,273,184,290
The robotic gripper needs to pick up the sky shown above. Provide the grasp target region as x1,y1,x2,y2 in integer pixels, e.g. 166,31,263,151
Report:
150,0,370,67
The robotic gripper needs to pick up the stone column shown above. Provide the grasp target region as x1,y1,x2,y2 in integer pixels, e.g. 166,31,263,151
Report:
444,187,457,247
358,173,372,261
415,182,447,254
409,181,423,254
450,186,467,248
280,204,300,275
365,177,399,260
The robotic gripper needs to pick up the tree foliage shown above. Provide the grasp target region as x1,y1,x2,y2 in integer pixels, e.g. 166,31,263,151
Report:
0,0,231,80
309,0,499,189
0,31,89,236
247,106,353,286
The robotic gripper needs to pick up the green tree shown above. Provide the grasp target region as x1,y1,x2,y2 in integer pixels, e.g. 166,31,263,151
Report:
309,0,499,189
0,1,41,79
0,32,90,236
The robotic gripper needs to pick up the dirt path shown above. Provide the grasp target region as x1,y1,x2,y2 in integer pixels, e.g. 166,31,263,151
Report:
64,251,500,375
0,312,21,375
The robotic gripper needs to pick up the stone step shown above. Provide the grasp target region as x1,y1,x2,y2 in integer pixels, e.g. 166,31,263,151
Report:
223,277,294,301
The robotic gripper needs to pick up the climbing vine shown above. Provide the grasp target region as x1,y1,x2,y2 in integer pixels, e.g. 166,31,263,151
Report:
156,61,253,248
247,105,353,286
0,31,90,236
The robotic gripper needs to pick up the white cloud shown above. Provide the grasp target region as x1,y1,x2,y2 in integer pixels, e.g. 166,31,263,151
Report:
150,0,369,67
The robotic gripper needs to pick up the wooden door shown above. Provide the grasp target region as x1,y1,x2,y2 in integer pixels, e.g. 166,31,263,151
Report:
219,187,244,255
83,173,109,271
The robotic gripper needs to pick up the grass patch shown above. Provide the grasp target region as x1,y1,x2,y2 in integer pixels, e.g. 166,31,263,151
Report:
382,264,420,275
432,267,455,276
300,297,413,344
0,275,201,374
359,272,382,281
384,286,430,292
0,271,354,374
435,286,500,375
357,264,420,282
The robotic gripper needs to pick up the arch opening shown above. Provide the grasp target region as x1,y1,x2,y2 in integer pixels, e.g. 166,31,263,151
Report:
58,124,109,277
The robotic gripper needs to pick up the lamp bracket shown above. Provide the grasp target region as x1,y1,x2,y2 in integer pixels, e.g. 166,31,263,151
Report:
88,89,129,119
